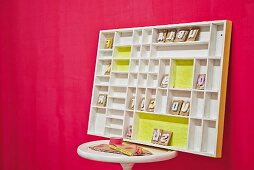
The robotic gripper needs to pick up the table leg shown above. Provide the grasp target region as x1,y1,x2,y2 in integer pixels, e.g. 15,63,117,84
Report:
120,163,134,170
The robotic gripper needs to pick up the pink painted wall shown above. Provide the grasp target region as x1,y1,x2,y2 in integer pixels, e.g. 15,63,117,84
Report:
0,0,254,169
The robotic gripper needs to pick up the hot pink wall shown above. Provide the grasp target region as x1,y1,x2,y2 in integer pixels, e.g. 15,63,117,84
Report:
0,0,254,169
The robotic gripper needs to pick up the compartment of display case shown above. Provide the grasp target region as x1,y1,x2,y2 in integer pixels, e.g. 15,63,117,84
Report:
115,31,133,46
188,118,203,152
149,59,160,73
142,29,152,44
132,112,189,149
99,32,115,49
110,73,128,86
193,59,207,89
128,73,138,87
133,30,143,45
131,46,141,58
155,89,169,114
108,86,127,98
170,59,194,89
201,120,217,154
191,91,205,118
141,45,151,58
88,107,107,136
139,59,149,73
204,92,219,120
137,73,147,87
96,60,112,76
108,97,126,110
206,59,221,91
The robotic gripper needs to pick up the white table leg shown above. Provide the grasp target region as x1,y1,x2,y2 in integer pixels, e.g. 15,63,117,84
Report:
121,163,134,170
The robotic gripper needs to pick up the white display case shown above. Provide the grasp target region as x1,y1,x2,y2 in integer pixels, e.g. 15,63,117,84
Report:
88,20,232,157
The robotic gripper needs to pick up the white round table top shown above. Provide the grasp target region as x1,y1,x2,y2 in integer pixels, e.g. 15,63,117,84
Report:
77,140,177,164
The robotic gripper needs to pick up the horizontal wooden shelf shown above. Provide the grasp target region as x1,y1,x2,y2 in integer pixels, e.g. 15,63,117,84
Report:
97,57,112,60
99,49,113,52
107,107,125,111
123,138,216,157
95,75,110,78
114,44,132,47
108,95,126,99
124,139,186,151
203,117,217,121
91,105,107,109
105,125,123,130
111,71,129,74
168,88,192,91
135,111,189,119
152,41,209,47
113,58,130,60
106,115,124,120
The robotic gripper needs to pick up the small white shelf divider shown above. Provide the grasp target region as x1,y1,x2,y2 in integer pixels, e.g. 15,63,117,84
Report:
88,20,232,158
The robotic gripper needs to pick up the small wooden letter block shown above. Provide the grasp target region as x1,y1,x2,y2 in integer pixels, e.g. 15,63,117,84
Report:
171,100,183,115
175,29,189,42
139,97,145,111
128,97,135,110
97,94,107,107
187,28,200,41
151,129,162,144
160,75,169,88
196,74,206,90
157,30,168,43
165,30,176,42
125,125,132,139
180,101,190,116
147,98,156,112
105,38,113,49
158,131,172,146
104,63,111,75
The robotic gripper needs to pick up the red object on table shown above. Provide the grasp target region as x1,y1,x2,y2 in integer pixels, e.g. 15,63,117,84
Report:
109,137,123,145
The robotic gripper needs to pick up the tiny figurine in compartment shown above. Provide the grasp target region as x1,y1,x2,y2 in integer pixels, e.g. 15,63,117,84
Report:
97,94,107,107
105,37,113,49
125,125,132,139
104,63,111,75
165,30,177,42
196,74,206,90
147,98,156,112
157,30,168,43
160,75,169,88
151,129,162,144
180,101,190,116
187,28,200,41
128,97,135,110
158,130,173,146
174,29,189,42
139,97,145,111
171,100,183,115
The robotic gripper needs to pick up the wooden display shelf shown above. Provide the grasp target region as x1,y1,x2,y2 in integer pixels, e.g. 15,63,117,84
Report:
88,20,232,158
